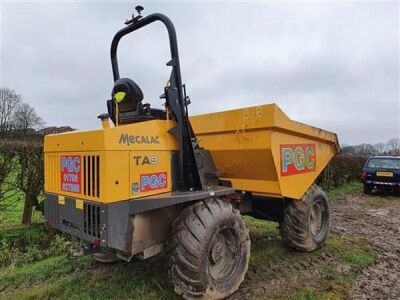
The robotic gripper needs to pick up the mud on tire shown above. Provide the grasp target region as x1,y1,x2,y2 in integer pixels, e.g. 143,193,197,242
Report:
280,184,330,252
169,198,250,299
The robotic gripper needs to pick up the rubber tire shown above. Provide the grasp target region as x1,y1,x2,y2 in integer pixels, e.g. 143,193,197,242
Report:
169,198,250,299
92,250,120,263
363,184,373,195
279,184,330,252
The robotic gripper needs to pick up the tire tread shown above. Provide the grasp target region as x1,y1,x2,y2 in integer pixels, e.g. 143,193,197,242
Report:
280,184,330,252
169,198,250,299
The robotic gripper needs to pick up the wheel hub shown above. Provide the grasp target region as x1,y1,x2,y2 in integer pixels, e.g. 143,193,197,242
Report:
208,228,241,282
210,238,226,264
309,199,323,237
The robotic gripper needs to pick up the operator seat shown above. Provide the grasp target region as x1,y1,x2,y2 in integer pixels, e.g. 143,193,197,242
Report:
107,78,164,125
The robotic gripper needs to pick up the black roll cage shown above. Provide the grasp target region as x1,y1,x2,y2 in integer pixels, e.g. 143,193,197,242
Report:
110,13,202,192
111,13,181,88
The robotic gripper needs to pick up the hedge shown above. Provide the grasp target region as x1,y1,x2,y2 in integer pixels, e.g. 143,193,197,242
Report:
317,154,367,189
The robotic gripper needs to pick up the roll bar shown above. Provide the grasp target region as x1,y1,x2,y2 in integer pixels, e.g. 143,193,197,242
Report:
111,13,182,89
109,9,202,192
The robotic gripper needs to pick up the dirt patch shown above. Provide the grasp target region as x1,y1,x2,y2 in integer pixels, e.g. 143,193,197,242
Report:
230,190,400,299
331,191,400,300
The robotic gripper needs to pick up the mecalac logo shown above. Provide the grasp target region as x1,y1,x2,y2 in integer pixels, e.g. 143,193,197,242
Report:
281,144,316,176
61,218,80,232
140,172,167,192
119,134,160,146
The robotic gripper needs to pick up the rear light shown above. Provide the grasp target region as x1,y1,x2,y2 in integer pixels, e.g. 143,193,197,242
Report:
361,170,367,178
93,239,101,246
45,220,53,229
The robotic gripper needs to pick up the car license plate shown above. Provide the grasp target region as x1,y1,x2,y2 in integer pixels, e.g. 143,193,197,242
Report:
376,171,393,177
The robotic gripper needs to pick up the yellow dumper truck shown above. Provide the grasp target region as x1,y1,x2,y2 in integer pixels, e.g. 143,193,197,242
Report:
44,6,339,299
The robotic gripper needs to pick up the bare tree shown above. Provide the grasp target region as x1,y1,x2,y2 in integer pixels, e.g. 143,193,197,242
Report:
16,142,44,224
387,138,400,154
0,134,44,223
374,143,387,155
13,103,44,132
354,143,377,155
0,88,22,131
0,138,20,211
0,88,46,223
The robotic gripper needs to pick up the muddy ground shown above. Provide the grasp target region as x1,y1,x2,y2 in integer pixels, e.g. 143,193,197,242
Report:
231,189,400,300
334,191,400,299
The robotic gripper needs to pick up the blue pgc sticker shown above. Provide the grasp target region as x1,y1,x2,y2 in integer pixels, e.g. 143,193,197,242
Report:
140,172,167,192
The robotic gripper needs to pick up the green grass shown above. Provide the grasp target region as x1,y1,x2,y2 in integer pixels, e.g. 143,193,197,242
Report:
289,289,324,300
0,223,49,245
341,249,375,268
325,233,346,250
0,224,69,268
0,255,93,292
244,215,278,237
0,254,177,300
0,164,43,227
326,182,362,199
0,197,43,228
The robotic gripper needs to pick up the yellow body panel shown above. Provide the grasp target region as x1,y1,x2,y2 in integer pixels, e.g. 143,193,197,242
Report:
45,104,338,203
129,151,172,197
44,120,178,203
190,104,339,200
45,119,177,152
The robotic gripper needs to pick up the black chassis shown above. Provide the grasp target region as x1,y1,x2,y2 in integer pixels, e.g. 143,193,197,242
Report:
44,186,232,257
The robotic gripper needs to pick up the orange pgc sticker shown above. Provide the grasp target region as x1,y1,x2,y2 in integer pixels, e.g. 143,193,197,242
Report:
280,144,316,176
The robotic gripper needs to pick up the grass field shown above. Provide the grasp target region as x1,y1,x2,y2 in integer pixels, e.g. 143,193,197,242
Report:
0,182,373,300
0,200,43,229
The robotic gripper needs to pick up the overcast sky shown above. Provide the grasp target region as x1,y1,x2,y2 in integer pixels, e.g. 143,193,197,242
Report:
1,1,399,145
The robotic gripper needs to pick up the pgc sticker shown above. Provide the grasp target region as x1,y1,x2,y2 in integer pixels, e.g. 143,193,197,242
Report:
140,172,167,192
280,144,316,176
61,156,81,193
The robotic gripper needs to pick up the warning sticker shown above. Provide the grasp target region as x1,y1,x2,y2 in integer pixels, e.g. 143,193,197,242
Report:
61,156,81,193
